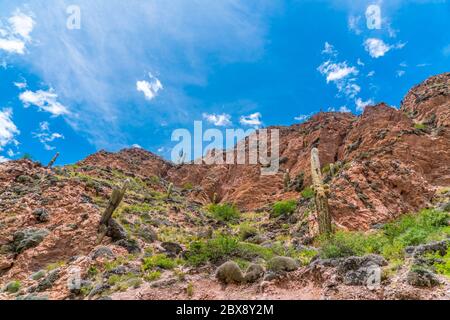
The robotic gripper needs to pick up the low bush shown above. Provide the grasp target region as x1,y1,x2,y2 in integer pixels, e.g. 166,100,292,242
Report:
271,200,297,218
319,209,450,261
207,204,240,222
142,254,177,271
301,187,314,199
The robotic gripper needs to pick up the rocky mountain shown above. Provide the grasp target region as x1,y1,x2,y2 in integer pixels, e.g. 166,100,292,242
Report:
0,73,449,300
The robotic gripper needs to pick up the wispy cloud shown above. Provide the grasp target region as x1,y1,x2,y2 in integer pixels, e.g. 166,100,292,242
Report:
240,112,262,128
33,121,64,151
355,97,374,112
203,113,232,127
20,89,70,116
1,1,275,149
0,108,20,152
318,42,363,100
0,10,34,54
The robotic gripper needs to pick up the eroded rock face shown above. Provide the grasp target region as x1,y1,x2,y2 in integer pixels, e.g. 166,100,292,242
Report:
66,74,449,230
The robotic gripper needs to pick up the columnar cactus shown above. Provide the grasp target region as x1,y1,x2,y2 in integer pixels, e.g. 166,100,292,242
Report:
97,179,129,244
47,152,60,168
311,148,333,235
167,183,174,199
283,169,291,192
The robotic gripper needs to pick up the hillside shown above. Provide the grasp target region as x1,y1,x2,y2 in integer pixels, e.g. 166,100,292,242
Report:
0,73,449,300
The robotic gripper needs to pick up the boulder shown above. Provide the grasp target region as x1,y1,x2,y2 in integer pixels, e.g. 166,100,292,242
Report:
32,208,50,223
407,268,441,288
12,228,50,253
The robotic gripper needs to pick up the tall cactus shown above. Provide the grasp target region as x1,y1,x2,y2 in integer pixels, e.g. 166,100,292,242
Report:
167,183,174,199
311,148,333,235
283,169,291,192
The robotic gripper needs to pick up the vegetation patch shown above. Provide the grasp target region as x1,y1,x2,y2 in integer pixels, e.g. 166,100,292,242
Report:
301,187,315,199
318,209,450,261
207,204,240,222
271,200,297,218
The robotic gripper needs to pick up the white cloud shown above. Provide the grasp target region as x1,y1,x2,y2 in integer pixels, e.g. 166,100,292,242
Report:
364,38,391,58
318,61,358,83
397,70,406,77
203,113,232,127
416,63,430,68
0,108,20,151
19,89,69,116
0,38,25,54
355,98,374,112
294,114,311,122
0,156,10,163
0,10,34,55
8,1,275,149
33,121,64,151
364,38,406,59
131,144,142,149
357,58,365,66
8,11,35,40
14,81,27,89
367,71,375,77
136,73,164,101
322,42,337,56
240,112,262,128
318,58,360,99
339,106,351,113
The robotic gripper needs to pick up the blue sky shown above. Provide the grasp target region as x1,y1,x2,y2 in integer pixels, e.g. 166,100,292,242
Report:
0,0,449,165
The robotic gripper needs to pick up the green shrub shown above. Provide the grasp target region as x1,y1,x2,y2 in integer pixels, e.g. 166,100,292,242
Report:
21,153,33,160
271,200,297,218
414,123,427,131
433,248,450,277
238,223,258,241
183,182,194,190
208,204,240,222
301,187,314,199
319,209,450,260
142,254,177,271
144,271,162,282
186,234,293,266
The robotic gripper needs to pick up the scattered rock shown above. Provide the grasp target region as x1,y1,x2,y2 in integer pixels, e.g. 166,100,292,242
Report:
91,246,115,260
161,242,183,257
33,208,50,223
12,228,50,253
216,261,245,284
138,226,158,243
88,284,111,298
115,238,141,254
267,256,299,273
405,239,449,257
407,268,441,288
36,269,61,292
107,219,127,241
0,257,13,271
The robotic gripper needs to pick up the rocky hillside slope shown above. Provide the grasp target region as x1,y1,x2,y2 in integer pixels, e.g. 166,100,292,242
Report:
0,73,448,301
